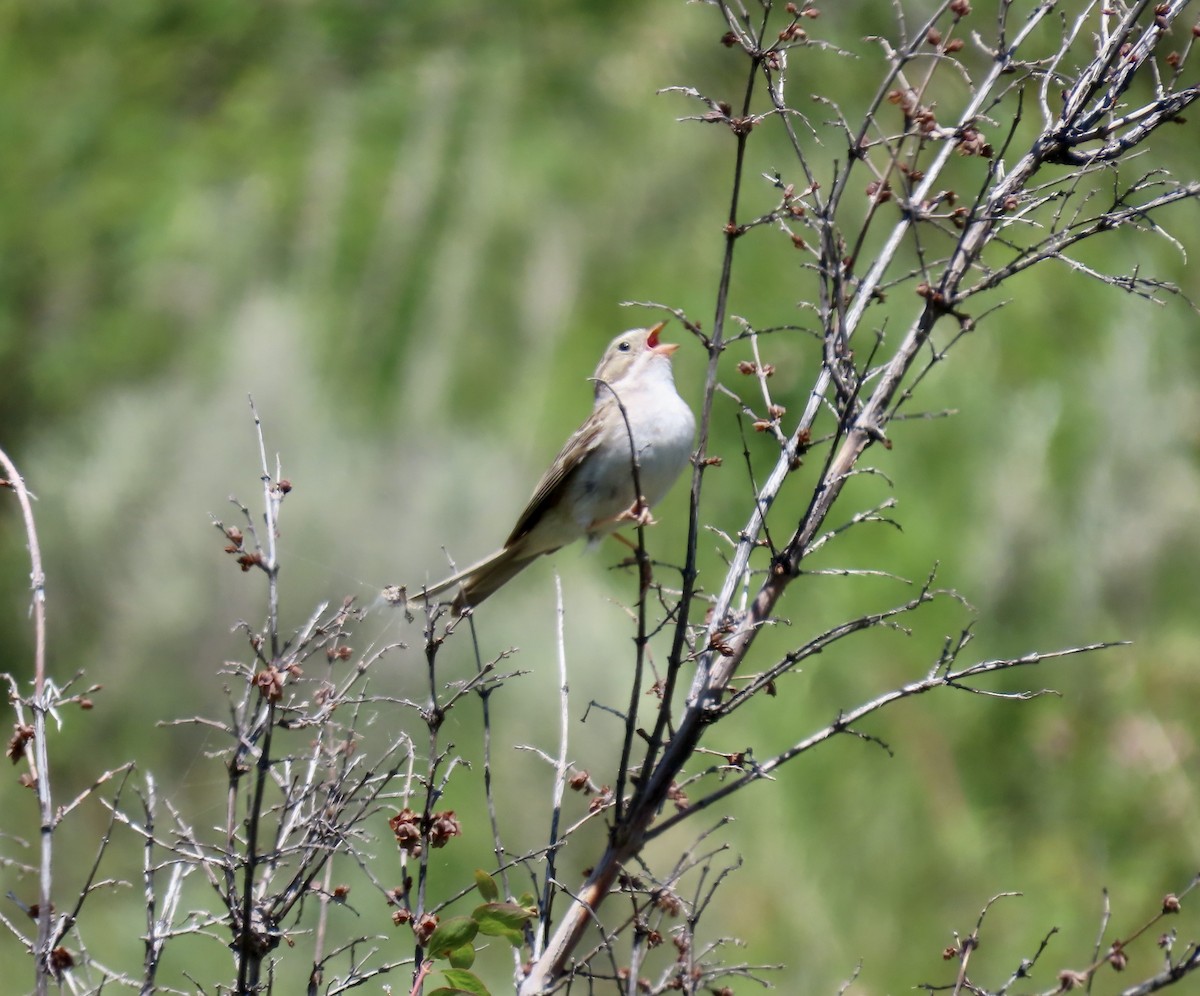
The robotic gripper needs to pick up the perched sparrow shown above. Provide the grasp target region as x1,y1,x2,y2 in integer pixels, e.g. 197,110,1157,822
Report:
414,322,694,614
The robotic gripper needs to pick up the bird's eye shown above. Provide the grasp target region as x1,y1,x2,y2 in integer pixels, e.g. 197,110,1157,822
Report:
618,340,631,352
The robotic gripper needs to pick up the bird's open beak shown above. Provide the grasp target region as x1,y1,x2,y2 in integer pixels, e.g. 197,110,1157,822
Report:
646,321,678,356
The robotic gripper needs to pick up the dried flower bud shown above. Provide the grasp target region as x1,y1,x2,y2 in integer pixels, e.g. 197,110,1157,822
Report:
429,810,461,848
413,913,439,945
1163,893,1182,913
866,180,892,202
588,786,614,814
7,724,34,763
667,782,689,811
389,808,423,855
48,947,75,979
253,666,285,702
655,891,684,917
950,0,972,14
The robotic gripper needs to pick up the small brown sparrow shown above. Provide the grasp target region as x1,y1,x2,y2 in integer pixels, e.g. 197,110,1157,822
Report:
413,322,694,614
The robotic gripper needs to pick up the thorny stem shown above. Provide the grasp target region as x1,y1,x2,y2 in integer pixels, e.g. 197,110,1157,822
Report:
537,577,571,956
646,0,769,803
237,398,286,993
0,448,53,995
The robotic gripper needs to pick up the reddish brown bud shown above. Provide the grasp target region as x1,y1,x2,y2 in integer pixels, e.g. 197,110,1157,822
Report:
428,810,461,848
48,947,75,978
7,724,34,764
413,913,438,945
389,808,423,855
253,666,285,702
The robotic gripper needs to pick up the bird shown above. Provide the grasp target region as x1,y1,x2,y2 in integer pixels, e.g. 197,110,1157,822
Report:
412,321,694,615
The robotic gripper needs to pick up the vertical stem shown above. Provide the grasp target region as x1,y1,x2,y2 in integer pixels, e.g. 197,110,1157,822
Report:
0,448,53,995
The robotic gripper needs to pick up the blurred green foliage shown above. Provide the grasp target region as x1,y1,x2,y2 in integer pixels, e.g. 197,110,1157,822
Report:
2,1,1199,993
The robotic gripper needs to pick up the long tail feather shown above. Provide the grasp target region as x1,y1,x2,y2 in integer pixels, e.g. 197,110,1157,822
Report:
412,545,555,615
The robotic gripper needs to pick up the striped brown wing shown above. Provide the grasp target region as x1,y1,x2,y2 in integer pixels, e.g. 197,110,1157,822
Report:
504,409,607,547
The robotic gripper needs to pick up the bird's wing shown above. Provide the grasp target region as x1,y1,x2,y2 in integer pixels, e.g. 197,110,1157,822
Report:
505,408,608,547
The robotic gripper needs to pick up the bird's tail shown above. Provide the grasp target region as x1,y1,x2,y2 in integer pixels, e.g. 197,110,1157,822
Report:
411,545,552,616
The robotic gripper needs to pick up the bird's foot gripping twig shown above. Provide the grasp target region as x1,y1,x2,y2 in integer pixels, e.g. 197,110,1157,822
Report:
616,495,656,528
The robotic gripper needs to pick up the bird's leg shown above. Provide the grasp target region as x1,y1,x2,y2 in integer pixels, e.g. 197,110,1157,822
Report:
609,511,655,593
614,495,656,527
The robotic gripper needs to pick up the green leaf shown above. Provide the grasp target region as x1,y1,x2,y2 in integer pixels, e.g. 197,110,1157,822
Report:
516,892,538,909
473,869,500,903
473,901,537,933
448,943,476,969
428,988,481,996
439,968,491,994
473,901,536,947
425,916,479,959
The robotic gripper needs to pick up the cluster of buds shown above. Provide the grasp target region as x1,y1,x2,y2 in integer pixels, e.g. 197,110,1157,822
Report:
253,662,301,703
955,123,993,157
388,807,462,856
887,88,939,136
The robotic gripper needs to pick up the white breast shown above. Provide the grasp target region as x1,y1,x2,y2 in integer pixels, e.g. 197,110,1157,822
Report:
569,360,695,541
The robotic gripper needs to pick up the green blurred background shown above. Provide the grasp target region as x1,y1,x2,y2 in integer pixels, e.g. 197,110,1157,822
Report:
2,1,1199,992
